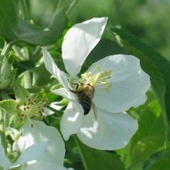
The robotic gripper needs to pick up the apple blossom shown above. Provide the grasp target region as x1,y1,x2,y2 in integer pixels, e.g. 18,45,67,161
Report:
42,17,150,150
0,90,73,170
0,120,73,170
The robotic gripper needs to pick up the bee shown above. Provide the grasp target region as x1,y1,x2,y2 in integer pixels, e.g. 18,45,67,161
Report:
70,82,96,117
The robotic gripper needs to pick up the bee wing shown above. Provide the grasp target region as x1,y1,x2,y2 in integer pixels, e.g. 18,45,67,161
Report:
91,102,97,120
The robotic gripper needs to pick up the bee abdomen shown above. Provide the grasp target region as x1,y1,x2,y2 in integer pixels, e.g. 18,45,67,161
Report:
79,94,91,115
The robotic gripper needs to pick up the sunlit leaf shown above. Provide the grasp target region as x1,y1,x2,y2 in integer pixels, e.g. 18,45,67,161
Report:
16,64,52,88
130,100,164,166
0,100,16,115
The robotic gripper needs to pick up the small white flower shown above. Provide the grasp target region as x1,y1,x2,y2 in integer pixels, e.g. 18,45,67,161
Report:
42,17,150,150
0,121,72,170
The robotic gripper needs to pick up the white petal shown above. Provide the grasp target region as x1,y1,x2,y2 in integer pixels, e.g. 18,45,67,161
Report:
88,55,150,113
52,88,73,100
15,120,65,166
52,88,70,99
62,17,108,77
0,144,11,169
42,48,70,91
43,106,57,116
13,142,47,167
49,101,64,112
77,109,138,150
24,162,73,170
60,102,84,140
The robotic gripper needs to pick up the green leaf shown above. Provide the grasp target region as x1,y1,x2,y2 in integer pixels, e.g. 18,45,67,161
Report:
0,100,16,115
111,27,170,142
147,159,170,170
0,55,16,90
0,100,17,128
75,137,125,170
145,148,170,170
0,0,19,39
16,5,67,45
14,85,29,102
16,64,52,88
117,91,165,169
0,0,67,45
129,99,165,167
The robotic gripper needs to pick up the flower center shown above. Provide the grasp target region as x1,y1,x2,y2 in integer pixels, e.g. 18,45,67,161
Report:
68,65,112,116
81,65,112,91
18,95,46,121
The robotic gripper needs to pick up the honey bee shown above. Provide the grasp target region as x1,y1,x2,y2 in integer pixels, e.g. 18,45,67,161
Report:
70,82,96,118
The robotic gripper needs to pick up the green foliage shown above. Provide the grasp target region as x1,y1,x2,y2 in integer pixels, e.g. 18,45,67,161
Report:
0,0,67,45
0,0,19,39
69,0,170,59
130,97,164,168
75,137,125,170
0,54,16,90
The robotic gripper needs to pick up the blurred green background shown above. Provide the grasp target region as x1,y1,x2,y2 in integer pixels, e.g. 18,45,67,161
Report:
29,0,170,60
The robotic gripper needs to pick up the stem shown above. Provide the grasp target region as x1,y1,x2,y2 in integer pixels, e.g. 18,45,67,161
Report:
73,135,88,170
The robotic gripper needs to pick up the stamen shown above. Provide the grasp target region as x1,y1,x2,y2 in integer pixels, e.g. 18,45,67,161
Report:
81,66,112,91
18,95,46,121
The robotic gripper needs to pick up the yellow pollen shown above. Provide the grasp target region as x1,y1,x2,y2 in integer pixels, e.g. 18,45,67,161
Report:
81,67,112,91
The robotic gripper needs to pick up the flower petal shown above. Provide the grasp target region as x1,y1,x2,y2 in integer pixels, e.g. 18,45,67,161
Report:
15,120,65,167
62,17,108,77
42,48,70,91
0,144,11,169
60,101,84,140
13,142,47,168
52,88,69,98
52,88,72,100
77,109,138,150
88,54,150,113
24,162,73,170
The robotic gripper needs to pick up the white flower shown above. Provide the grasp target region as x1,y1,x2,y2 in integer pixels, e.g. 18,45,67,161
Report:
0,121,72,170
42,17,150,150
0,144,11,170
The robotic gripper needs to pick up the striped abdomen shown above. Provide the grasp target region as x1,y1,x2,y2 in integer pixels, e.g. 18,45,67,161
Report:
78,92,92,115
